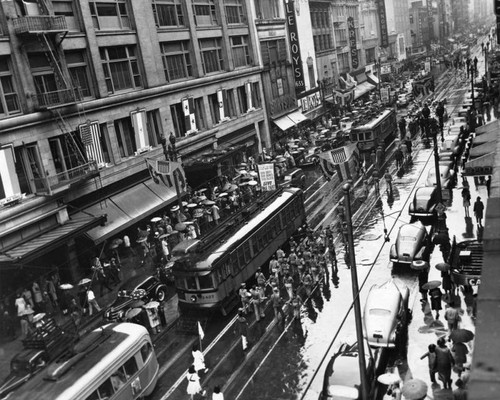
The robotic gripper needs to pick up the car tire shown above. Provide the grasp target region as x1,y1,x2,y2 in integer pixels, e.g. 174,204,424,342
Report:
156,286,167,302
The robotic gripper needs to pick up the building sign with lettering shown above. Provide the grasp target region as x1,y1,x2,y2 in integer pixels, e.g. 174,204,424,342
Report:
284,0,305,95
347,17,359,69
299,90,322,112
376,0,389,48
257,163,277,191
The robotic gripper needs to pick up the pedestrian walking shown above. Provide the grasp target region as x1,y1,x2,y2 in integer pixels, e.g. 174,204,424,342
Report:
384,171,393,195
46,277,58,308
461,187,471,217
302,269,313,297
86,288,101,315
451,341,468,375
237,309,249,351
212,385,224,400
192,344,208,374
238,283,250,314
250,285,265,321
271,287,285,322
290,294,303,322
429,287,443,319
420,344,438,383
441,269,453,296
284,274,294,300
22,287,34,308
452,379,467,400
255,267,266,289
186,365,205,400
435,337,455,389
473,196,484,226
444,304,461,333
15,291,29,339
32,281,44,313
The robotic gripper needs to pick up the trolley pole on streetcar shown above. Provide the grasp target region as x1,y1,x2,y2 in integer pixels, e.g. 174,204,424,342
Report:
342,183,369,400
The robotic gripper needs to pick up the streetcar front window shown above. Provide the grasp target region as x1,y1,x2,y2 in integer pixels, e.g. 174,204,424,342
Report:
198,274,214,290
366,131,373,140
186,276,197,290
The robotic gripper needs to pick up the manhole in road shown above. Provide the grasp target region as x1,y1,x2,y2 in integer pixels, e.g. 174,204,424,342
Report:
361,233,381,241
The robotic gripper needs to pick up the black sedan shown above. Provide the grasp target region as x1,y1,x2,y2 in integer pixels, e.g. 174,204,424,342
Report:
104,275,168,321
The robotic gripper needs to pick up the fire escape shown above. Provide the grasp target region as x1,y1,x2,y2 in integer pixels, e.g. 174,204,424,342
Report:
12,0,100,196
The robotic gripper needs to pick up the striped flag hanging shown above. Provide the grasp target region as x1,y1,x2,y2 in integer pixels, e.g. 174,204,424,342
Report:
130,108,149,151
79,121,105,165
182,97,197,133
330,147,347,164
245,82,253,111
217,89,225,121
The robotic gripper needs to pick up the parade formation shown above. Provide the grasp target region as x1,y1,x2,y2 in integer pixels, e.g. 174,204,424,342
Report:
0,1,499,400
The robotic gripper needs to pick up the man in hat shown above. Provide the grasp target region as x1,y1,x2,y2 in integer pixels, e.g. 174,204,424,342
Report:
473,196,484,227
270,287,285,322
239,283,250,314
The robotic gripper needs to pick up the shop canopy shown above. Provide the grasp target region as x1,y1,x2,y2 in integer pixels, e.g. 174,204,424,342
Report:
354,82,376,100
272,110,309,131
464,153,495,176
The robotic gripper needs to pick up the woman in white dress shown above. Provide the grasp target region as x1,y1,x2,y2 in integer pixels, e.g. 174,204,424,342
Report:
186,365,205,399
192,344,208,373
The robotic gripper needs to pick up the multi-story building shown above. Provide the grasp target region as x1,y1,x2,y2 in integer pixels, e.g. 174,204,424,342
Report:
451,0,469,36
385,0,411,60
0,0,268,291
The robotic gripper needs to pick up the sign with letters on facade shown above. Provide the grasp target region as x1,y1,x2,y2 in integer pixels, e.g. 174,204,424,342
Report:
347,17,359,69
376,0,389,48
284,0,305,95
257,163,277,191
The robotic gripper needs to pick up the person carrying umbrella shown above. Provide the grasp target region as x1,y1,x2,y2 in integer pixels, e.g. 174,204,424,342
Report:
435,337,455,389
427,283,443,319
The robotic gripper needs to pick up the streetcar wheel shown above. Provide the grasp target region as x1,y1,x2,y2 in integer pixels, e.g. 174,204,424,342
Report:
156,287,167,302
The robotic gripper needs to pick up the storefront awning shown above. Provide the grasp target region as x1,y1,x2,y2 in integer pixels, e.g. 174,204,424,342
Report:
464,153,495,176
0,214,106,265
75,178,177,244
354,82,376,100
272,110,309,131
472,131,496,146
366,72,380,86
469,143,495,159
475,120,500,136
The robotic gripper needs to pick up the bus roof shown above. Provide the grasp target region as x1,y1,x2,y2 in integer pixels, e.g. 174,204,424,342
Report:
12,323,149,400
351,108,394,131
179,188,299,270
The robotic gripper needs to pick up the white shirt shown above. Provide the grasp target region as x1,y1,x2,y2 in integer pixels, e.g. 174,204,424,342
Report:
15,297,27,316
213,392,224,400
87,289,96,301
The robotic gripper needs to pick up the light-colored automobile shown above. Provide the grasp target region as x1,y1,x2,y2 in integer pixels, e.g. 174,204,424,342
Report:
425,164,455,189
390,221,432,267
409,186,439,219
363,279,410,348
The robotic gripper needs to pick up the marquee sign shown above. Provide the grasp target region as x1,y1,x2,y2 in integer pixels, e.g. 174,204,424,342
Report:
284,0,305,95
347,17,359,69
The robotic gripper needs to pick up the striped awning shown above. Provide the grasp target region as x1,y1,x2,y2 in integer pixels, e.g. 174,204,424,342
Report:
0,214,105,265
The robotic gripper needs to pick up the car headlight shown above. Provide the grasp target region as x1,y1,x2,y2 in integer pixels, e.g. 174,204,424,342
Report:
190,295,198,303
118,310,124,319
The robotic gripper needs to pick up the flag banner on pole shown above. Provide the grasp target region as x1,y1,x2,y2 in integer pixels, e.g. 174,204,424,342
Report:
318,144,359,182
79,121,105,165
145,158,187,192
197,321,205,340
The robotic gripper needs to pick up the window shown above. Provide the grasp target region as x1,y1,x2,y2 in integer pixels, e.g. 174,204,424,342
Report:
409,14,414,24
192,0,218,26
231,36,250,68
236,85,248,113
260,39,287,66
53,0,79,31
208,93,221,124
252,82,261,108
65,51,93,98
146,109,163,147
49,134,86,177
193,97,206,130
198,275,213,289
224,89,236,118
0,146,21,200
255,0,280,19
270,65,290,98
152,0,184,27
170,102,187,138
365,47,376,64
0,58,20,117
89,0,130,30
308,63,315,89
100,46,142,93
114,116,136,157
140,342,153,362
161,41,192,82
28,53,60,106
14,145,46,194
199,38,224,74
123,357,138,378
224,0,246,24
338,52,349,73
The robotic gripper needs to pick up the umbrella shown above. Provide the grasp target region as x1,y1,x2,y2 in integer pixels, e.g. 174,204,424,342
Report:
218,192,228,197
130,300,145,308
435,262,451,272
198,188,208,193
125,308,143,320
238,162,247,168
32,313,46,323
109,238,123,249
131,289,147,299
198,195,207,201
239,182,248,186
187,203,198,208
450,328,475,343
203,200,216,206
171,205,180,212
227,184,238,192
222,183,232,191
150,217,162,223
247,180,258,186
59,283,74,290
158,233,169,239
275,156,287,163
175,222,187,232
377,372,401,386
136,236,148,243
182,201,188,207
249,171,258,177
144,301,160,309
402,379,428,400
193,209,205,218
410,260,429,270
78,278,92,286
422,280,442,290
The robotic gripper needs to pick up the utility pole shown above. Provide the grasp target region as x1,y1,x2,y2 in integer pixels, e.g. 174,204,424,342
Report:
343,183,368,400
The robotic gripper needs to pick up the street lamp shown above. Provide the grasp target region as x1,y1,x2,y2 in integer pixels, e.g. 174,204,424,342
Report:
342,183,369,400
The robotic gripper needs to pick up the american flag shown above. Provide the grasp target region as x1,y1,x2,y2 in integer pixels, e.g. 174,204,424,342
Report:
79,121,104,165
245,82,253,110
330,147,347,164
182,97,197,132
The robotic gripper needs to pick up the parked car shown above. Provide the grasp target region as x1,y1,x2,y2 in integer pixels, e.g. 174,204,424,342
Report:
425,164,455,189
320,340,379,400
409,186,439,219
363,280,410,348
298,147,322,167
0,350,48,398
280,168,306,189
104,275,168,321
397,93,412,108
390,221,432,267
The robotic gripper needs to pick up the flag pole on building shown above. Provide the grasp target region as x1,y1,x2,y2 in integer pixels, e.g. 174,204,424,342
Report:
197,321,204,352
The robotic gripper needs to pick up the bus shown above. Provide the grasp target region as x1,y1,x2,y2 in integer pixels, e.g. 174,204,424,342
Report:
7,323,159,400
171,187,306,315
349,108,397,152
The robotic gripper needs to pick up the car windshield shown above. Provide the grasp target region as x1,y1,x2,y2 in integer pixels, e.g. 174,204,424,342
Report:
11,360,29,373
400,236,417,241
369,308,391,316
284,175,292,182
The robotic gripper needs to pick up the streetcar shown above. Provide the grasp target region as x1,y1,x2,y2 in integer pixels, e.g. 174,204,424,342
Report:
171,187,306,315
349,108,397,152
